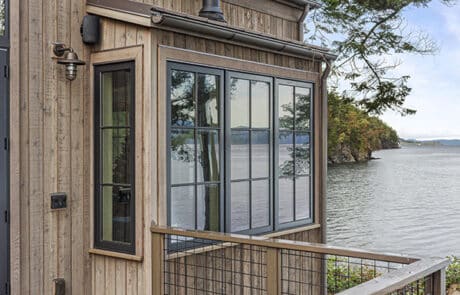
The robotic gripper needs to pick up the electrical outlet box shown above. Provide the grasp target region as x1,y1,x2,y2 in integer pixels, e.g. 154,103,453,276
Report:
51,193,67,209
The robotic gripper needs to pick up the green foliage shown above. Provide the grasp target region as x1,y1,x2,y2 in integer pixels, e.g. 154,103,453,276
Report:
309,0,456,115
328,92,399,163
447,256,460,287
327,257,380,294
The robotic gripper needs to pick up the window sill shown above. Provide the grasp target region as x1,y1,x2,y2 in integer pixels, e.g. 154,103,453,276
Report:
263,223,321,238
89,248,143,262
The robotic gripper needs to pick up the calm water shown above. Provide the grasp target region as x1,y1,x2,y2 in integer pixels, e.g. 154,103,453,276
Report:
327,145,460,258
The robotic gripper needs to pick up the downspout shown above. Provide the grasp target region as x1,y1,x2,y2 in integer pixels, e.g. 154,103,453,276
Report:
320,57,331,295
320,57,331,244
298,4,310,42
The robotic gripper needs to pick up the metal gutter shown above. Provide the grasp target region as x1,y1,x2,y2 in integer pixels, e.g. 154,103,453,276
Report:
285,0,321,9
151,8,337,61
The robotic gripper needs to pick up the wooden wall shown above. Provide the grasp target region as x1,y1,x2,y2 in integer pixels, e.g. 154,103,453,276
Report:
131,0,301,41
10,0,92,294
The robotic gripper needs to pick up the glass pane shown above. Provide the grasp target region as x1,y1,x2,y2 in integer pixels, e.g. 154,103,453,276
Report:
252,180,269,228
279,178,294,223
231,131,250,180
0,0,5,36
231,181,250,232
101,185,132,243
278,85,294,130
171,186,195,229
171,130,195,185
295,133,310,176
295,87,311,130
101,128,131,184
251,81,270,128
197,130,220,182
252,131,270,178
171,70,195,127
197,74,219,127
197,184,220,231
230,78,250,128
102,70,132,127
295,176,310,220
279,132,294,177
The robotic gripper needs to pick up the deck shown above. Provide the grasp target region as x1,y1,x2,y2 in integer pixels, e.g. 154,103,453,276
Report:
151,226,449,295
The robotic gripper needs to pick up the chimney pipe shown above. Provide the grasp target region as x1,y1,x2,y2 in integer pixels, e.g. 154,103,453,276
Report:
199,0,226,22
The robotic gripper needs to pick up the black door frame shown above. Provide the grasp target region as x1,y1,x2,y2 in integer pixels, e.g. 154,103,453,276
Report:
1,0,10,294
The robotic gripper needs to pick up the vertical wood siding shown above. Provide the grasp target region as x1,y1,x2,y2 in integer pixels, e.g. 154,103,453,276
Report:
12,0,92,294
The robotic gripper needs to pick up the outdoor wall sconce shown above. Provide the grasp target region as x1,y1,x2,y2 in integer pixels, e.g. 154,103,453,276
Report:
52,43,85,81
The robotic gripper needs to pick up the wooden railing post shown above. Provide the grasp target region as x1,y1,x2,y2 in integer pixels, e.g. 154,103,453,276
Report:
432,268,446,295
267,248,281,295
152,232,165,295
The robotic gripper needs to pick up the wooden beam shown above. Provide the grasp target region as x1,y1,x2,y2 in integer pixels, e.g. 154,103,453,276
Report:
151,233,165,295
266,248,282,295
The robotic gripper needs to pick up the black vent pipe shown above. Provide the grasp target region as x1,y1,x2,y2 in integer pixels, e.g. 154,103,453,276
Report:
199,0,226,22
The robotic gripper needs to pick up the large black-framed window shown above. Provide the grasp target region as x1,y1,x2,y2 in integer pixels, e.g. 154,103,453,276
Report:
0,0,9,47
167,63,225,233
167,62,314,235
94,61,136,254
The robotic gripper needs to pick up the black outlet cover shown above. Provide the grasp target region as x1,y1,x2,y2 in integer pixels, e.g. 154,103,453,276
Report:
51,193,67,209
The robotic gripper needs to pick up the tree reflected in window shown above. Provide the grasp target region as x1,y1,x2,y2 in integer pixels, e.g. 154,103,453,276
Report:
0,0,5,37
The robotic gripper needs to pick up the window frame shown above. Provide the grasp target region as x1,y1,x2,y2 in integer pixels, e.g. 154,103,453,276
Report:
166,62,226,233
166,60,315,236
274,78,315,231
94,61,136,254
225,71,274,235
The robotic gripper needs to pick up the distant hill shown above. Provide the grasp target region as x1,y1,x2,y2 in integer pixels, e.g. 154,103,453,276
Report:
400,139,460,146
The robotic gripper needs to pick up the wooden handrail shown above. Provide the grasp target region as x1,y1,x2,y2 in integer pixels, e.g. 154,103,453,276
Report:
150,225,418,264
336,257,450,295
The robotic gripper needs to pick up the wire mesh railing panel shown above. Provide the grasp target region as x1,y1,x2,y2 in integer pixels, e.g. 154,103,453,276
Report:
280,249,406,295
387,275,433,295
164,234,268,295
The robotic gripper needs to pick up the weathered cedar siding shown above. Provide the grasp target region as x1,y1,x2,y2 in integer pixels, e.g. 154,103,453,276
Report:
10,0,323,292
12,0,91,294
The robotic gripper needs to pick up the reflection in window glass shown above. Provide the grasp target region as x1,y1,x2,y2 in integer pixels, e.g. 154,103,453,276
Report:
102,71,131,127
279,85,294,130
197,130,220,182
295,133,310,176
252,180,270,228
197,74,219,127
295,87,311,129
197,184,220,231
171,70,195,127
251,81,270,128
230,78,250,128
231,181,250,232
171,186,195,229
102,128,131,184
295,177,310,220
169,65,223,233
231,131,250,180
279,178,294,223
170,130,195,185
279,132,294,177
251,131,269,178
0,0,5,37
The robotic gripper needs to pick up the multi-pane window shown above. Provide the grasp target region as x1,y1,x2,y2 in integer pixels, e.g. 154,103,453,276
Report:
168,62,313,235
168,64,224,232
276,80,313,230
228,73,272,233
94,62,135,254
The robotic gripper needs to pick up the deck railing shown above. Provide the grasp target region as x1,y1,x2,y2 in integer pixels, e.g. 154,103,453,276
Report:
151,226,449,295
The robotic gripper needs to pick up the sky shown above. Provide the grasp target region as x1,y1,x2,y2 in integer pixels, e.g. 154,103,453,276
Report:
379,2,460,140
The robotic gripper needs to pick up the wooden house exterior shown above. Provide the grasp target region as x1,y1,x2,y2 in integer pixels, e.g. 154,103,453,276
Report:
1,0,449,294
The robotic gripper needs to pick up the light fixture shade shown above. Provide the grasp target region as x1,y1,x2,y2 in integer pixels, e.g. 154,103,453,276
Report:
57,50,85,81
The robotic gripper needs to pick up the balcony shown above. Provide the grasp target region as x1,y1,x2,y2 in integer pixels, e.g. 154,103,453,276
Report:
151,226,449,295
